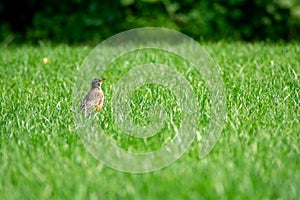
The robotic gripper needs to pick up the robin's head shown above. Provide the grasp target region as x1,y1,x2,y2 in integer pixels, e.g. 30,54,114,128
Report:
92,78,105,88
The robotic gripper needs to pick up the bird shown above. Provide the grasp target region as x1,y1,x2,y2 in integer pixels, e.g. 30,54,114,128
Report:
80,78,105,113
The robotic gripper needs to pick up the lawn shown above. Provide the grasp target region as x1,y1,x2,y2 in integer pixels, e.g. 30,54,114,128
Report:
0,42,299,199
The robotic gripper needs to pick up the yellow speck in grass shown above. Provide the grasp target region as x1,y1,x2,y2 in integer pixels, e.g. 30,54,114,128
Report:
42,57,51,64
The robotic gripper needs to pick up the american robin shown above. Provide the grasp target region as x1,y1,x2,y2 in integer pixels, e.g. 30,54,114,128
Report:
80,78,105,113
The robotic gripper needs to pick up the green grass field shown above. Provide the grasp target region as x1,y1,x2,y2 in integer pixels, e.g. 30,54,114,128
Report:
0,42,299,199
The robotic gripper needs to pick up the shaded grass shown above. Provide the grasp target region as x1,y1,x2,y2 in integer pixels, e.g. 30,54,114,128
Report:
0,42,299,199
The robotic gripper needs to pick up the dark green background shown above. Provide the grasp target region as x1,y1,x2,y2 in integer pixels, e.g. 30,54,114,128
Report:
1,0,300,43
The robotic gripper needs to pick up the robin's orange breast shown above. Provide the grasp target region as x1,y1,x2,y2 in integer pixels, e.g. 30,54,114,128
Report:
94,101,103,111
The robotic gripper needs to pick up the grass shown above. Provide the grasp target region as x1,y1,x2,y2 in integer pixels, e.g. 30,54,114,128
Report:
0,42,299,199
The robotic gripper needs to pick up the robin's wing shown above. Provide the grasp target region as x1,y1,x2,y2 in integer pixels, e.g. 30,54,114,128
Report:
80,89,102,112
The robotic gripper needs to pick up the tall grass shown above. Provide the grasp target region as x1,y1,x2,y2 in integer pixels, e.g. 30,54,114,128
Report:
0,42,299,199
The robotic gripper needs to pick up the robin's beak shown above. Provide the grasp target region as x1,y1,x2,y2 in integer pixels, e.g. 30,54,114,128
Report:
100,78,105,82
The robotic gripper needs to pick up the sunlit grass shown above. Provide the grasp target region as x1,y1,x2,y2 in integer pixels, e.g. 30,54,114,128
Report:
0,42,299,199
